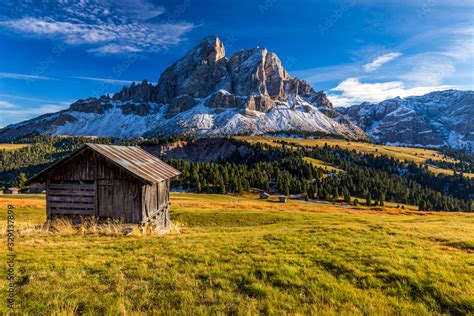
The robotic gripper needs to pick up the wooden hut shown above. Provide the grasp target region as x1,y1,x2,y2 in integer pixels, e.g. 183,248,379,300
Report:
26,144,181,227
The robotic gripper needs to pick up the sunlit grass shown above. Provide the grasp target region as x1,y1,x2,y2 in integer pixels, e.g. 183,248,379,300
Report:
0,144,31,151
0,193,473,314
235,136,474,179
303,157,344,173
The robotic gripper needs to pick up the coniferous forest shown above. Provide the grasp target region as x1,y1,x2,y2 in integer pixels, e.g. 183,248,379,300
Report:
0,136,472,212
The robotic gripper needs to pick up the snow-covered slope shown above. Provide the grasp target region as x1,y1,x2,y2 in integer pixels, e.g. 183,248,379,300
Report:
0,36,365,141
337,90,474,152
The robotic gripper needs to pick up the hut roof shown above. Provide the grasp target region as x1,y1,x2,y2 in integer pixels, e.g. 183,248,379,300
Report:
26,143,181,185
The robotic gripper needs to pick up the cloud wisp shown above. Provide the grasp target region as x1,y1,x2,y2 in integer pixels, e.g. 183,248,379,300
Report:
0,100,16,108
363,52,402,73
317,26,473,106
72,76,146,85
0,101,67,128
0,72,54,80
0,0,195,55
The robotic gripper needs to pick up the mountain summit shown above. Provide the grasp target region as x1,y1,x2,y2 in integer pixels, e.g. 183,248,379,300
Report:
0,36,365,140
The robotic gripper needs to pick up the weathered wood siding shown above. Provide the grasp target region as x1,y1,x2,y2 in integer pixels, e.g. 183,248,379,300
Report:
45,148,145,223
142,183,158,220
47,182,96,216
141,180,170,226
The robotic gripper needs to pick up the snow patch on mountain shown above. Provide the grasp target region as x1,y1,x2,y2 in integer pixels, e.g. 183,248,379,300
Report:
338,89,474,152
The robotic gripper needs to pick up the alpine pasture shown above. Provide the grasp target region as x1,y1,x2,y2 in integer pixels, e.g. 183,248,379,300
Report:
0,193,473,314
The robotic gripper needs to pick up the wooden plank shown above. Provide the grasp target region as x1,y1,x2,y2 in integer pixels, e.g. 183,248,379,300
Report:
94,180,98,218
49,183,95,189
49,202,95,209
48,196,95,203
46,180,50,220
48,188,95,194
50,208,95,215
48,190,95,196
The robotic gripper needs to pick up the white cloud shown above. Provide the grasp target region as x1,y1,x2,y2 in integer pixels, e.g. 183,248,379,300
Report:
398,53,456,85
328,77,452,106
363,52,402,73
0,94,72,105
0,103,66,128
72,76,143,85
323,26,473,106
0,1,195,55
0,72,53,80
0,100,15,108
88,44,142,54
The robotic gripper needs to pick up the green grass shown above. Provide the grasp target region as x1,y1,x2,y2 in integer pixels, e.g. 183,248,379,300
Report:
0,193,473,314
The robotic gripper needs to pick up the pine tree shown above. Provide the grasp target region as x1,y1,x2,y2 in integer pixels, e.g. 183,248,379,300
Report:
366,193,372,206
418,199,426,211
378,192,385,206
343,187,350,203
219,176,226,194
15,172,28,190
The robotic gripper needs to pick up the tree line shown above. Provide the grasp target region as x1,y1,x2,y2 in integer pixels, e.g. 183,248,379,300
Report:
165,140,472,212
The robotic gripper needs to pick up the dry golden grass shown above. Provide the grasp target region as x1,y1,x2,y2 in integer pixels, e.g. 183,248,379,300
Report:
0,194,473,314
303,157,344,173
235,136,474,178
0,196,45,209
171,193,463,216
0,144,30,151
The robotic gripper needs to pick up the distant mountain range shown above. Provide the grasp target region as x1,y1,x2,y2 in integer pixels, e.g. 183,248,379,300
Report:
338,90,473,152
0,36,472,152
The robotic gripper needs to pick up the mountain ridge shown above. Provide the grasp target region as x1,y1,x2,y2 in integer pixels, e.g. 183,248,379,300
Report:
0,36,472,153
337,89,474,152
0,35,365,141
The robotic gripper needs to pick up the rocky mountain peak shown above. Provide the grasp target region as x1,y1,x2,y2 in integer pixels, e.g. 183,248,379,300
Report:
105,35,323,114
195,35,226,64
113,80,156,103
155,36,230,103
0,35,373,142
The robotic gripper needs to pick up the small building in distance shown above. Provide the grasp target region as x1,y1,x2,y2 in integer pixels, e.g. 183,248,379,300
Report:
4,187,20,194
26,144,181,228
27,183,46,194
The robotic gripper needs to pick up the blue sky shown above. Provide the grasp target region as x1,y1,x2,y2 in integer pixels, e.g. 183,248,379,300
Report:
0,0,472,127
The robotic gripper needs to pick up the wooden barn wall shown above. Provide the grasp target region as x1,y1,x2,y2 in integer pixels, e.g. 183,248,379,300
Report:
46,148,144,223
158,180,169,208
142,183,158,220
142,180,169,224
97,179,142,223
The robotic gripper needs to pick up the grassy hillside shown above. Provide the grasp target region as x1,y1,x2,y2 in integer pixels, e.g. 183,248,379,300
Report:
0,194,473,314
0,144,30,151
235,136,474,178
303,157,343,174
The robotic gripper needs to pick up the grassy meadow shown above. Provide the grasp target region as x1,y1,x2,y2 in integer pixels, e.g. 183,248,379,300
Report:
0,193,473,314
235,136,474,178
0,144,30,151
